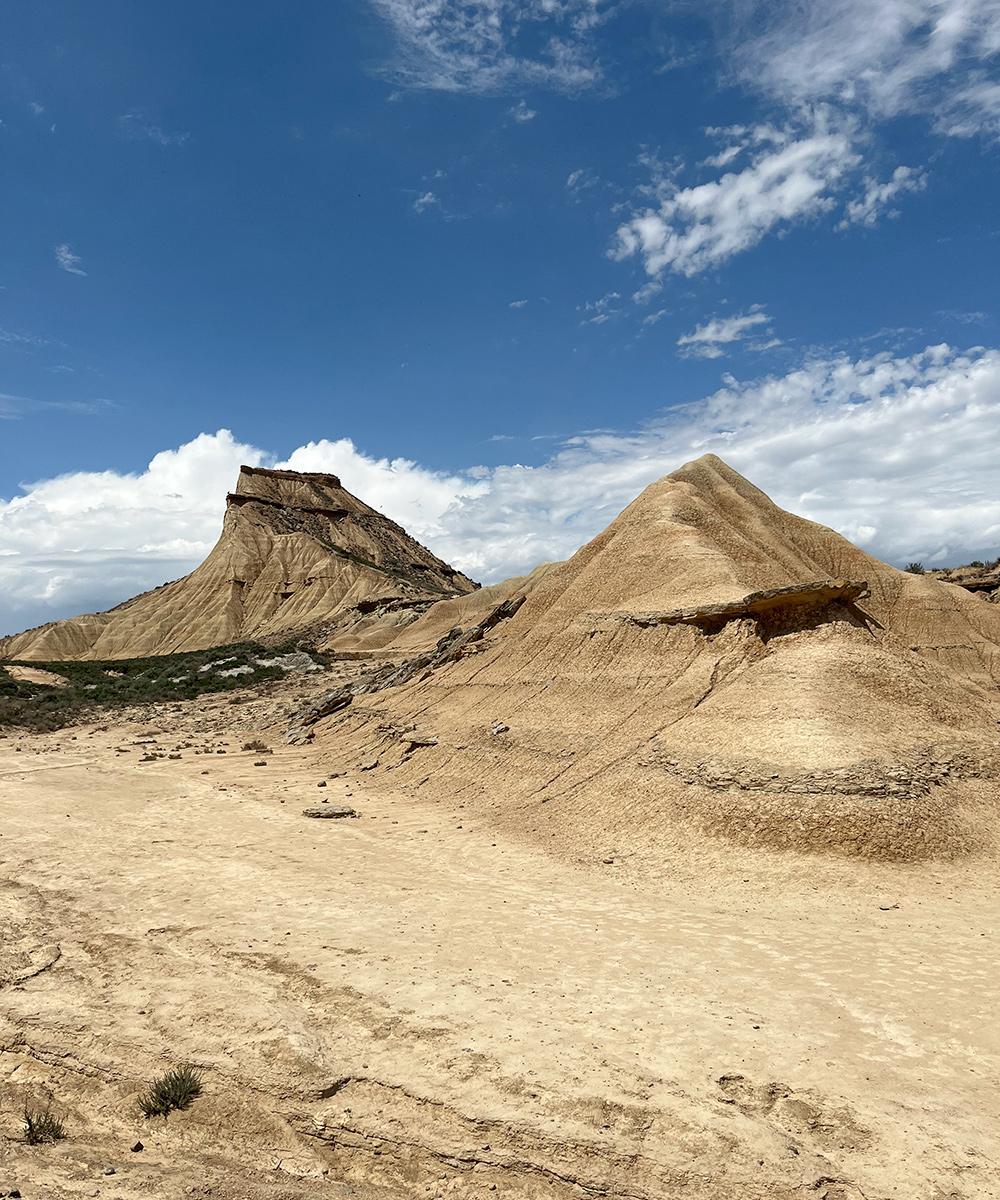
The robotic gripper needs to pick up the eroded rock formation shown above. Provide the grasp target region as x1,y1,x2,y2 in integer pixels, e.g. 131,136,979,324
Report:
301,454,1000,864
0,466,477,661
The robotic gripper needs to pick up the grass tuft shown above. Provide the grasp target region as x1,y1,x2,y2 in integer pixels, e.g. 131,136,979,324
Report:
242,739,270,752
23,1105,65,1143
138,1065,204,1117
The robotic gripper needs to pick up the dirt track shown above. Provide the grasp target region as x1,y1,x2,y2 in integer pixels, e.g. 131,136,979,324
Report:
1,714,998,1199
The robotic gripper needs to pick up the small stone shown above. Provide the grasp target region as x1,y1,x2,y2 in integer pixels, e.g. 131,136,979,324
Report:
131,1140,144,1152
104,1165,117,1175
318,781,327,787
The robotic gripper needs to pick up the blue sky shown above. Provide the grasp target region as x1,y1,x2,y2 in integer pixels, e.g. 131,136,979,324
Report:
2,0,1000,635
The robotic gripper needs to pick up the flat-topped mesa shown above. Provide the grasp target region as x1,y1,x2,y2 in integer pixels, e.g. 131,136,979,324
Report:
223,465,475,597
596,579,870,630
233,465,366,514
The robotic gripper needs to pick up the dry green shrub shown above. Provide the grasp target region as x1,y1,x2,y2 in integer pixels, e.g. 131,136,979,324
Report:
138,1065,203,1117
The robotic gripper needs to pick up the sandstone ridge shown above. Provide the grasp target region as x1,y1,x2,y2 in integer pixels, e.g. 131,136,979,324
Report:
0,465,477,661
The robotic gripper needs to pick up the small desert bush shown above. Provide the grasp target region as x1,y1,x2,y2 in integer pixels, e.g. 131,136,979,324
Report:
23,1104,65,1144
905,562,925,574
138,1065,203,1117
242,739,270,753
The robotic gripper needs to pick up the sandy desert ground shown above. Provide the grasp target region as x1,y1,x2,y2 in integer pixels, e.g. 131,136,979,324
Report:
1,685,998,1200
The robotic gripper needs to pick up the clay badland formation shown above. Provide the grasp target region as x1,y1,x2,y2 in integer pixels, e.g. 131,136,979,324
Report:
1,453,999,1200
0,465,478,662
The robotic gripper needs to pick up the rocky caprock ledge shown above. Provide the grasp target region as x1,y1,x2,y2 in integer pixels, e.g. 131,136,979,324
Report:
593,579,869,630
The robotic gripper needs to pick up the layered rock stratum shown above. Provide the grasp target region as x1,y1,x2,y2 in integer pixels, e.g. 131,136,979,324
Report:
0,466,477,661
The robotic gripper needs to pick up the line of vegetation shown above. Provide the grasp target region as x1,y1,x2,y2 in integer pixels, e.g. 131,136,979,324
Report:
0,639,328,732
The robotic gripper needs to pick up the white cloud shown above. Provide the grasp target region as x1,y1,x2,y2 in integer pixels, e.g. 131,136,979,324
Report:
579,291,620,325
412,191,439,213
729,0,1000,138
507,99,537,121
4,344,1000,635
0,328,49,348
612,117,860,277
838,165,928,228
117,110,189,146
368,0,608,93
54,244,86,276
676,307,777,358
632,280,662,305
566,167,601,194
509,299,529,308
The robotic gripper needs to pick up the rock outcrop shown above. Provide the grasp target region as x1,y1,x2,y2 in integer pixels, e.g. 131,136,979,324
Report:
929,562,1000,602
0,466,477,661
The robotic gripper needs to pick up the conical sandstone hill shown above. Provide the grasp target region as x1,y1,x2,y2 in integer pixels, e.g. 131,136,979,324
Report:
0,466,478,661
307,454,1000,864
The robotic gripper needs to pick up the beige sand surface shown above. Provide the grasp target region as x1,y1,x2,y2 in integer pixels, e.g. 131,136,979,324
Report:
1,708,997,1200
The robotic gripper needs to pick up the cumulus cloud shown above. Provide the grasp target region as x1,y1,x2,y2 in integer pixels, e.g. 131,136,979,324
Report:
368,0,608,93
0,431,264,635
412,190,439,213
3,344,1000,634
728,0,1000,139
612,118,860,277
676,307,778,358
54,244,86,276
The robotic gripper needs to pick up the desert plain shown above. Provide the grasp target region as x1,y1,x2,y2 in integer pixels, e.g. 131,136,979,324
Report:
2,457,999,1200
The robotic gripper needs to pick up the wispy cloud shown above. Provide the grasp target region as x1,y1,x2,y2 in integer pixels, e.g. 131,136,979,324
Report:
0,392,108,420
54,244,87,276
579,291,620,325
507,99,537,122
118,109,189,146
838,165,927,228
509,299,529,308
728,0,1000,139
612,116,860,278
676,307,778,358
368,0,609,94
29,102,44,116
0,328,49,349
